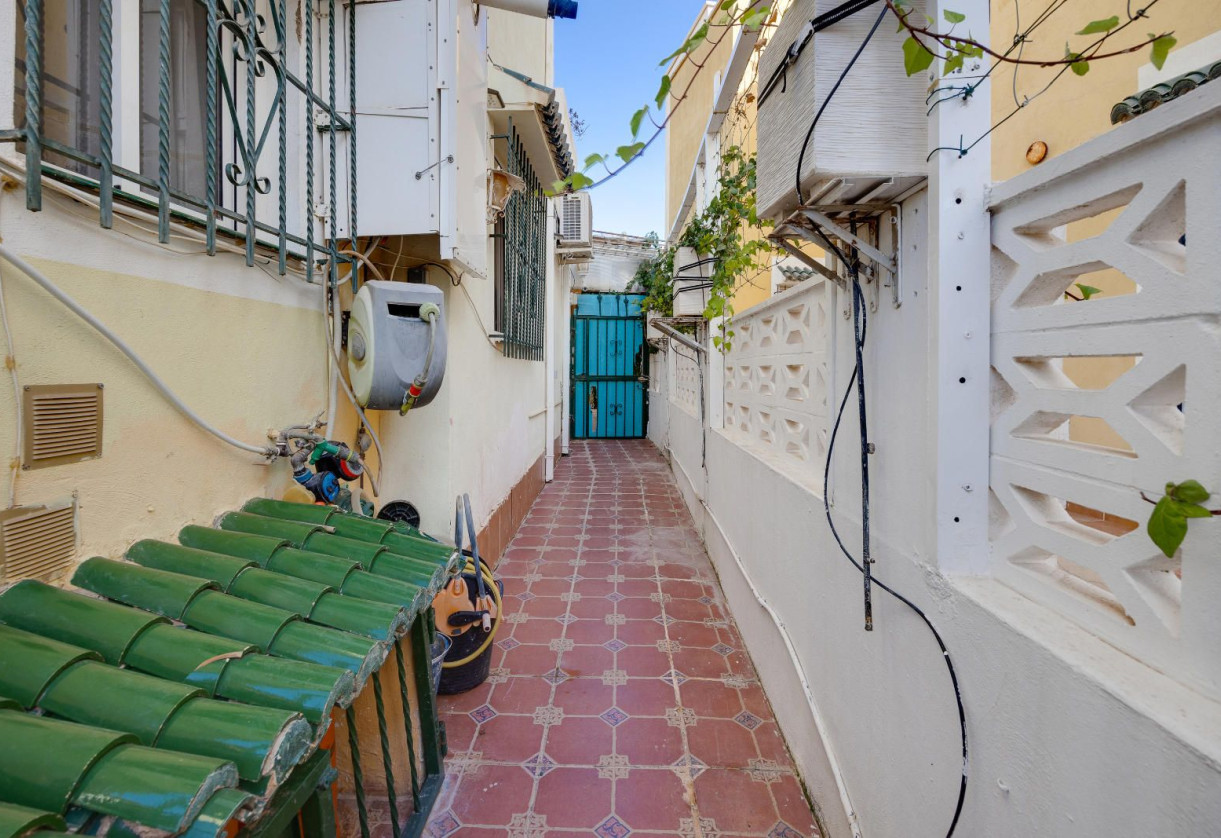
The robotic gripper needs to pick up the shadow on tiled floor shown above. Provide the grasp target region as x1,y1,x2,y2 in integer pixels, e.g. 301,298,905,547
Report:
430,440,820,838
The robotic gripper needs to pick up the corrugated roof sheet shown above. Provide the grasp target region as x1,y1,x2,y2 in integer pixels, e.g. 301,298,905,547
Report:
0,499,457,838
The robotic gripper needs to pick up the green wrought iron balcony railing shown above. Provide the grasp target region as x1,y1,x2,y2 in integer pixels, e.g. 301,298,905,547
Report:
4,0,358,285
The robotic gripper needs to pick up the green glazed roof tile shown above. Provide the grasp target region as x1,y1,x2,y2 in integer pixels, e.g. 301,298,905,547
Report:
207,654,355,722
228,568,331,616
72,558,217,621
217,512,331,544
336,570,427,612
127,541,255,590
241,498,338,526
299,531,387,566
120,622,253,684
267,622,385,690
0,709,138,814
0,624,102,707
40,659,197,745
264,547,361,587
181,590,299,650
0,581,166,665
158,701,312,785
0,803,68,838
368,551,449,589
177,789,252,838
308,593,409,641
0,626,311,785
71,737,238,834
178,526,287,566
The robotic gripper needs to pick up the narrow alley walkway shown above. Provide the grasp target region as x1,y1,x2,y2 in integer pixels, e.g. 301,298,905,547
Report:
429,440,820,838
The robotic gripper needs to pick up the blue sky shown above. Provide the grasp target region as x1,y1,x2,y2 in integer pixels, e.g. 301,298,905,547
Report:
556,1,708,238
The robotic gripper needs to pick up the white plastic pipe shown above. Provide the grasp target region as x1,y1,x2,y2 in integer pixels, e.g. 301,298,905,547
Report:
0,244,278,457
479,0,577,19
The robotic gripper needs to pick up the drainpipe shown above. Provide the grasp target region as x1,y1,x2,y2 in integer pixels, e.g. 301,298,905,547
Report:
479,0,578,19
544,205,558,481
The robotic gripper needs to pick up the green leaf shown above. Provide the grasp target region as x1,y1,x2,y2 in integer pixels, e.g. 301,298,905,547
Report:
655,74,672,108
1075,283,1102,299
1076,16,1119,35
1148,496,1189,558
1150,34,1176,70
1178,501,1213,519
630,107,648,138
1065,44,1089,76
582,153,605,170
616,142,646,164
546,179,569,196
569,172,594,191
742,6,770,30
1170,480,1211,505
718,0,737,10
903,36,936,77
943,51,965,76
659,23,709,66
943,10,966,23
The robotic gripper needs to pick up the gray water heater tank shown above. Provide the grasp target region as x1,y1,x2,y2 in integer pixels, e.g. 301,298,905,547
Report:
347,281,447,410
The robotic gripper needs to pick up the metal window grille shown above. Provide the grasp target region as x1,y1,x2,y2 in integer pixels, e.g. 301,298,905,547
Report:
495,124,546,361
7,0,359,284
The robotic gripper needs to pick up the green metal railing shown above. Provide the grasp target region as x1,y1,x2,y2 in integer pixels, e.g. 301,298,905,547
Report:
9,0,357,285
495,124,546,361
341,613,446,838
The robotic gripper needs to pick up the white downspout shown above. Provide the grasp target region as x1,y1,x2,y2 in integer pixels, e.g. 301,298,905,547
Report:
560,265,571,456
544,203,558,481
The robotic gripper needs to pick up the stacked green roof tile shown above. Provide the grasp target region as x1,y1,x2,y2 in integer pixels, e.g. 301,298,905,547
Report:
0,710,242,835
0,498,456,838
0,582,354,725
176,526,431,615
72,558,387,690
0,625,311,786
216,512,456,590
126,541,410,641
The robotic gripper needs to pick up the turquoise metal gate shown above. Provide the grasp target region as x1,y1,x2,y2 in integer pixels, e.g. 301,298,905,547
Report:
571,293,645,439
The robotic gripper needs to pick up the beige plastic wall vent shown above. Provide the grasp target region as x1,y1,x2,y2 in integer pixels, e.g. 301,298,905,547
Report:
0,500,77,583
22,384,103,469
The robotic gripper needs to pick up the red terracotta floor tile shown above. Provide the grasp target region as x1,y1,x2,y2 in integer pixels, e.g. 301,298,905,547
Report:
773,772,822,836
497,643,559,675
436,440,816,837
615,678,678,717
472,714,545,763
685,717,759,768
616,645,673,678
543,716,614,765
447,765,535,827
693,769,779,834
489,677,554,715
552,677,615,716
614,768,694,831
679,679,744,719
533,768,613,829
614,717,685,767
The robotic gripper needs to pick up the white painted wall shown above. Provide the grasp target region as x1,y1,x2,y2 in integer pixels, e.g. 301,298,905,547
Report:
652,165,1221,837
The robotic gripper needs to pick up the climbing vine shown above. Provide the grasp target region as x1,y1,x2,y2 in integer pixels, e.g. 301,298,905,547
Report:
632,147,775,348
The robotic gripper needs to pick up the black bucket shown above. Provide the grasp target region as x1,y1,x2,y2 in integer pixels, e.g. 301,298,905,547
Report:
437,576,504,695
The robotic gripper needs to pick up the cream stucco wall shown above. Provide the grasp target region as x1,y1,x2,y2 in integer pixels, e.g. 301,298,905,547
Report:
0,184,338,567
989,0,1221,182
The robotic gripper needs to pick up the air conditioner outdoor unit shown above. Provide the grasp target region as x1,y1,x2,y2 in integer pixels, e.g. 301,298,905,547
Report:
556,192,593,259
755,0,930,222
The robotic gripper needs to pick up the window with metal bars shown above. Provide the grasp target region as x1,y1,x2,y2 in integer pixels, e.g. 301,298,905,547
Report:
8,0,358,283
493,123,546,361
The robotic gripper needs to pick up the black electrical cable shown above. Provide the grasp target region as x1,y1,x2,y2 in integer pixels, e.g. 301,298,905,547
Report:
822,267,969,837
794,4,889,204
757,0,885,109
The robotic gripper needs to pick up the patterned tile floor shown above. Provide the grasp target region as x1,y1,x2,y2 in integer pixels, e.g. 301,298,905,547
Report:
428,440,819,838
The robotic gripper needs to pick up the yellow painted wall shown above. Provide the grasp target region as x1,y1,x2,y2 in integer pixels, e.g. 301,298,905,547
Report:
0,190,339,572
989,1,1221,448
665,7,735,231
665,1,823,318
989,0,1221,182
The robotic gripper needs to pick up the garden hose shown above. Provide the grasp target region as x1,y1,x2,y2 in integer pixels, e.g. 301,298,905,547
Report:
440,557,503,669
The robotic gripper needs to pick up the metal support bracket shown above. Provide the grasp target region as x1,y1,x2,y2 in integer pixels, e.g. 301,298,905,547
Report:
801,209,896,276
